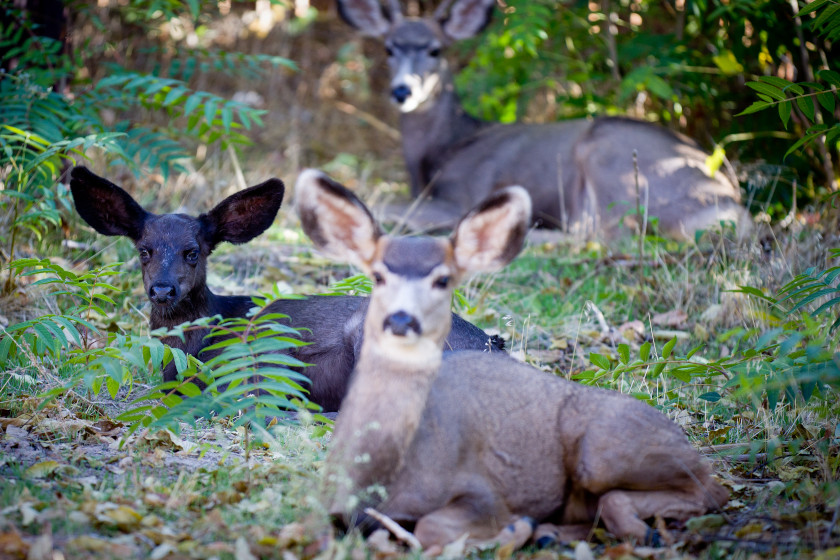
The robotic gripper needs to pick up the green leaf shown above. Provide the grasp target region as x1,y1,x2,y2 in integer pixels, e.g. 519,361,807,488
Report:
652,361,667,377
778,100,792,129
798,0,831,17
817,91,836,114
640,341,651,362
746,81,785,101
712,50,744,75
818,69,840,88
796,96,815,122
736,100,772,116
589,352,611,371
617,344,630,365
662,336,677,359
699,391,721,402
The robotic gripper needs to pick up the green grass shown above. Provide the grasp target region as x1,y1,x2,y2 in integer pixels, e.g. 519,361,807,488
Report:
2,171,840,558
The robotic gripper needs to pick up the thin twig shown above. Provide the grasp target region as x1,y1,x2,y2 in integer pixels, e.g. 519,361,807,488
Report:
364,507,422,551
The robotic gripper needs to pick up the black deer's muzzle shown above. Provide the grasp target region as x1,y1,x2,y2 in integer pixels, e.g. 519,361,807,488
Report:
384,311,421,336
149,283,177,305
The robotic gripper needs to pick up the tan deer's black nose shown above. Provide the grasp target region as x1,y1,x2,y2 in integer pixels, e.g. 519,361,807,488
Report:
384,311,421,336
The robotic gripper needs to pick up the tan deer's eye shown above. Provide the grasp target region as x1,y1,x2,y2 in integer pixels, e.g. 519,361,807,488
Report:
373,272,385,285
433,275,449,289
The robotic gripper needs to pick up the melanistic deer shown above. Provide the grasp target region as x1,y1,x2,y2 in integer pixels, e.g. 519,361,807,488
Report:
69,166,503,412
296,169,728,551
336,0,750,240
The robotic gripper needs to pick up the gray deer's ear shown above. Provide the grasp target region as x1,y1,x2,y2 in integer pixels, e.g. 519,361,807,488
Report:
451,186,531,274
336,0,397,36
295,169,381,271
70,166,149,240
199,179,285,249
437,0,496,41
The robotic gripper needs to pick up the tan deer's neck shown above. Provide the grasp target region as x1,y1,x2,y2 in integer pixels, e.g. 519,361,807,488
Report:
326,339,442,510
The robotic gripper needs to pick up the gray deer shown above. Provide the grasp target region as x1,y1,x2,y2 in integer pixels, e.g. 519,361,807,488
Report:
296,169,728,552
336,0,749,240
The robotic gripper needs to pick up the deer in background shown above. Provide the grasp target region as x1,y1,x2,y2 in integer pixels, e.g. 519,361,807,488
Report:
297,168,728,551
69,166,503,412
336,0,750,240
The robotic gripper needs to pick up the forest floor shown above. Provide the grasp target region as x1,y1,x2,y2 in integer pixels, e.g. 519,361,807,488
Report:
2,206,840,559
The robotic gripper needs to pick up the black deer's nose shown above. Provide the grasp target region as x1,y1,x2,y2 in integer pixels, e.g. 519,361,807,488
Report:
384,311,421,336
149,284,177,304
391,85,411,104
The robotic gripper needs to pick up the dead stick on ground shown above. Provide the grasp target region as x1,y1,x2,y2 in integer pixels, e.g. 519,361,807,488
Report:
364,507,422,551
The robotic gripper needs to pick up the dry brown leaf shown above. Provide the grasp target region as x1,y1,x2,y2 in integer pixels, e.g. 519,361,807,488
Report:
0,529,28,559
26,530,52,560
652,309,688,327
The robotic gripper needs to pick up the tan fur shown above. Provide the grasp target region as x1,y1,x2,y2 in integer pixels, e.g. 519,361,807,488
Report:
296,171,728,550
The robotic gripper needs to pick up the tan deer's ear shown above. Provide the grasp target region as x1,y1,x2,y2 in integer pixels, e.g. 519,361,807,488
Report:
296,169,382,271
451,186,531,274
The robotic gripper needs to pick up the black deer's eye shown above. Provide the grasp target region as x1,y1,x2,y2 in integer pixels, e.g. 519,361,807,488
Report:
434,275,450,289
373,272,385,285
385,46,394,57
429,47,441,57
185,250,199,265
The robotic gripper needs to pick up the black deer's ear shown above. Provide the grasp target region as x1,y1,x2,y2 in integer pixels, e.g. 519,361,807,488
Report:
70,166,149,240
199,178,285,249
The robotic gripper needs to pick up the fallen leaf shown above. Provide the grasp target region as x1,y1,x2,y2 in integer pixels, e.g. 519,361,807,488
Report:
235,536,258,560
27,531,53,560
100,505,143,531
0,529,28,559
652,309,687,327
734,521,767,538
574,541,595,560
24,460,61,480
686,514,727,532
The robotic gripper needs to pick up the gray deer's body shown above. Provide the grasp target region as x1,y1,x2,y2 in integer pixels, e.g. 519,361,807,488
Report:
337,0,749,240
296,169,728,550
69,167,502,412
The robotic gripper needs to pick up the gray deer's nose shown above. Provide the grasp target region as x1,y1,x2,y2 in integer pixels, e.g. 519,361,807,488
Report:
149,284,177,304
384,311,421,336
391,85,411,104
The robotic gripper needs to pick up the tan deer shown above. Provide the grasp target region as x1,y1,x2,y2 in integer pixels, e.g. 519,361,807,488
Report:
296,169,728,551
335,0,750,240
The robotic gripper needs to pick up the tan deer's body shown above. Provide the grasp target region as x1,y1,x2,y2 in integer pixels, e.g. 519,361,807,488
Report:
296,169,728,550
336,0,750,240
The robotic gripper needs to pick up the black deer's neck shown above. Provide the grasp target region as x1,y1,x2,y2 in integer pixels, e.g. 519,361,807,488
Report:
150,286,254,356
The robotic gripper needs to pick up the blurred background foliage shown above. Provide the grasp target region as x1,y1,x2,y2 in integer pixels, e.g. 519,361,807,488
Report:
1,0,839,412
1,0,838,275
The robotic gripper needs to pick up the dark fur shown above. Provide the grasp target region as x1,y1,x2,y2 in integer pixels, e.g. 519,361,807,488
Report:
70,166,503,412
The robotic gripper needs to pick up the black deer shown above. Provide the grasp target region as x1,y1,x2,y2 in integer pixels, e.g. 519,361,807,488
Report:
69,166,503,412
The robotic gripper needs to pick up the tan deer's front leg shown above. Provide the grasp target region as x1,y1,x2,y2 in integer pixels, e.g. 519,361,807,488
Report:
598,488,723,543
